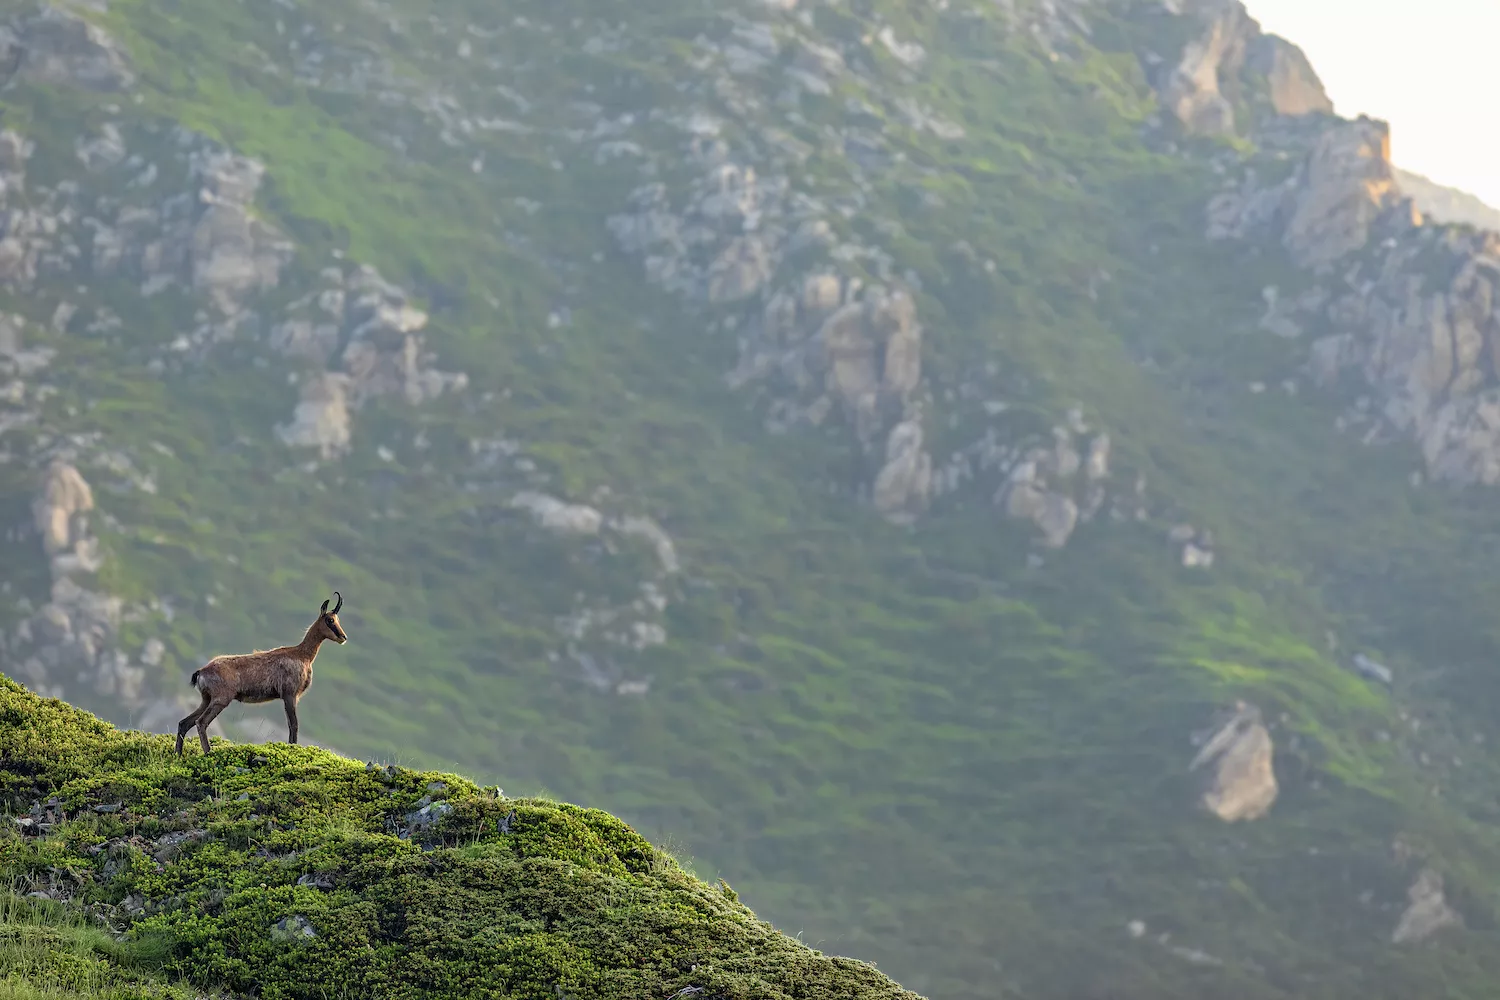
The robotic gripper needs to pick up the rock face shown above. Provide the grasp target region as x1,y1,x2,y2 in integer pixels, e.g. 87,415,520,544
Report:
32,459,94,561
1202,98,1500,489
996,422,1110,549
1189,701,1278,823
273,265,467,458
1155,0,1254,137
1280,119,1398,268
187,151,293,312
2,5,135,92
1247,35,1334,118
600,34,941,527
1391,868,1463,945
5,462,145,707
1149,0,1330,137
1207,118,1400,269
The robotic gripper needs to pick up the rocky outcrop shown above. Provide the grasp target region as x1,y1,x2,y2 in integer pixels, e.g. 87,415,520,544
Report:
1207,117,1400,269
4,461,145,707
1188,700,1278,823
601,18,939,527
1246,35,1333,119
510,491,605,536
871,419,932,525
1148,0,1330,137
507,490,681,694
730,269,933,523
32,459,94,565
276,373,353,459
186,151,294,312
1391,868,1463,945
996,420,1111,549
1155,0,1254,137
1280,120,1399,268
1209,112,1500,487
273,265,468,458
1,5,135,93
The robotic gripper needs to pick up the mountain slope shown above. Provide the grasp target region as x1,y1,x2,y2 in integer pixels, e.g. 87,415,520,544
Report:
2,0,1500,998
0,677,918,999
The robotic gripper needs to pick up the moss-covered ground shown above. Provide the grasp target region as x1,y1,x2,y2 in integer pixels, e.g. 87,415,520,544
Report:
0,678,919,999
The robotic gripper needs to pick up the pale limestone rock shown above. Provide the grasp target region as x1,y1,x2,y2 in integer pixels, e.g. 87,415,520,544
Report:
1246,35,1333,118
995,424,1113,548
875,26,925,68
140,637,165,668
872,419,932,525
270,265,466,454
1004,482,1078,549
268,319,340,363
189,150,294,310
510,492,604,535
1392,869,1463,945
612,515,680,574
815,287,923,445
1156,1,1251,136
1190,701,1277,823
1282,118,1396,268
707,235,772,303
0,312,19,356
1084,432,1111,480
276,373,352,459
8,6,134,92
875,290,922,397
1182,542,1215,568
74,122,126,172
33,461,94,556
801,272,842,313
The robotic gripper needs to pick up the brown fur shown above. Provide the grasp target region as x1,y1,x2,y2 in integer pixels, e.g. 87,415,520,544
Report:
176,593,349,756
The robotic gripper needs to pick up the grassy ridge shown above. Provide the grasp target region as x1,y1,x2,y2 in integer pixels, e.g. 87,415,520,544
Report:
0,678,918,999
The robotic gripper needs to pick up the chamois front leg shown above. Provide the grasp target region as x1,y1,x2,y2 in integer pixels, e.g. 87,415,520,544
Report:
282,693,300,745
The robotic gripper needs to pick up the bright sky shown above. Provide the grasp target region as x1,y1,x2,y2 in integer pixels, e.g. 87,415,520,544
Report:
1242,0,1500,209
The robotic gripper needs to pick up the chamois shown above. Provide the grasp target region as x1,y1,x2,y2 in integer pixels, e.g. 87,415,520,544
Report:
175,592,348,756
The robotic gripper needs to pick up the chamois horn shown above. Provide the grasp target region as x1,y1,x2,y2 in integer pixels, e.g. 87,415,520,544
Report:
331,591,343,615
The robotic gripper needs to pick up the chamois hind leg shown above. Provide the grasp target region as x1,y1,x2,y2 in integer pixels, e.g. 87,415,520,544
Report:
176,691,212,757
195,698,232,756
282,693,299,745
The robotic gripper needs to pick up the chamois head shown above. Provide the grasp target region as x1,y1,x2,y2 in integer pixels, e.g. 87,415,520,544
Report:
316,591,348,644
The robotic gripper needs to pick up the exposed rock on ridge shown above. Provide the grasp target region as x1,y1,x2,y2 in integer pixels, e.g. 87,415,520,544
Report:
1148,0,1332,137
1391,868,1463,945
1206,108,1500,488
0,4,134,93
1189,700,1278,823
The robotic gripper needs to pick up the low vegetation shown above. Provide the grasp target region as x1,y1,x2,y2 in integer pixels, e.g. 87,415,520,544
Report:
0,678,918,999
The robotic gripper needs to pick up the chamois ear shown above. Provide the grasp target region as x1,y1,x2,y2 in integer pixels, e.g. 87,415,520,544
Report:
320,599,330,614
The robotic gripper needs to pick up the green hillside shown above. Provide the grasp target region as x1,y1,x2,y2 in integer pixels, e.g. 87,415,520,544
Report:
1,0,1500,997
0,677,916,999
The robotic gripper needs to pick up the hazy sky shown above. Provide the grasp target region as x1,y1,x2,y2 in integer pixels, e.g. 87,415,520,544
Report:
1242,0,1500,209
